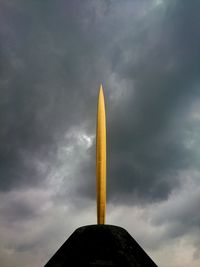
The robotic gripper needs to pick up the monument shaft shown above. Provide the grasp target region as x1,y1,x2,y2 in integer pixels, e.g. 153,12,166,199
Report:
44,84,158,267
96,84,106,224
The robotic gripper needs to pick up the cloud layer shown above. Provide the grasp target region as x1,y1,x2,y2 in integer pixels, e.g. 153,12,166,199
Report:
0,0,200,266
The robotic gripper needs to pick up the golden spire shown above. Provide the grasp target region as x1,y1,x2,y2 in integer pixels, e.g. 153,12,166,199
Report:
96,84,106,224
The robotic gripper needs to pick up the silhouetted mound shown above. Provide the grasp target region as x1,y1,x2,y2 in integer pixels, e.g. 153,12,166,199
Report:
44,225,157,267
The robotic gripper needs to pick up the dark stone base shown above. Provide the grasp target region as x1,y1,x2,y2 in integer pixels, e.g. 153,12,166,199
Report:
44,225,157,267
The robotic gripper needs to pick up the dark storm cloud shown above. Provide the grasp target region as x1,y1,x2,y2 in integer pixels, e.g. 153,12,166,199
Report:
0,0,101,190
111,0,200,201
0,0,200,204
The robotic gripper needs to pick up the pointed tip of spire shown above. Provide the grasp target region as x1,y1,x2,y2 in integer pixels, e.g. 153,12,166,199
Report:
100,83,103,91
99,83,104,97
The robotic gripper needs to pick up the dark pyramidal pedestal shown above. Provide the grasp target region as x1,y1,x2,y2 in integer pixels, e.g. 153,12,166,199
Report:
44,225,157,267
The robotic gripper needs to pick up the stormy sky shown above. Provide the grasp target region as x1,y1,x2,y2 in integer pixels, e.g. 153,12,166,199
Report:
0,0,200,266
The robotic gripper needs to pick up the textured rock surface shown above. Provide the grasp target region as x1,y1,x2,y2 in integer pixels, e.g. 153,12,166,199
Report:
44,225,157,267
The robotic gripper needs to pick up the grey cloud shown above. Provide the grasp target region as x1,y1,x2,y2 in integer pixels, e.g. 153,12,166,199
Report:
1,198,37,222
0,1,200,266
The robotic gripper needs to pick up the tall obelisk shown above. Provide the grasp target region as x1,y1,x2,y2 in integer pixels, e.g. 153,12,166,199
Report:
44,84,158,267
96,84,106,224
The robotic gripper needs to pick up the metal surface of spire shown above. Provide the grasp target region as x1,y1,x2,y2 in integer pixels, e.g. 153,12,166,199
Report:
96,84,106,224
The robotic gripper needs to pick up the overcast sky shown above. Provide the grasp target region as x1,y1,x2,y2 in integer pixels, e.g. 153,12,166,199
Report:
0,0,200,266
